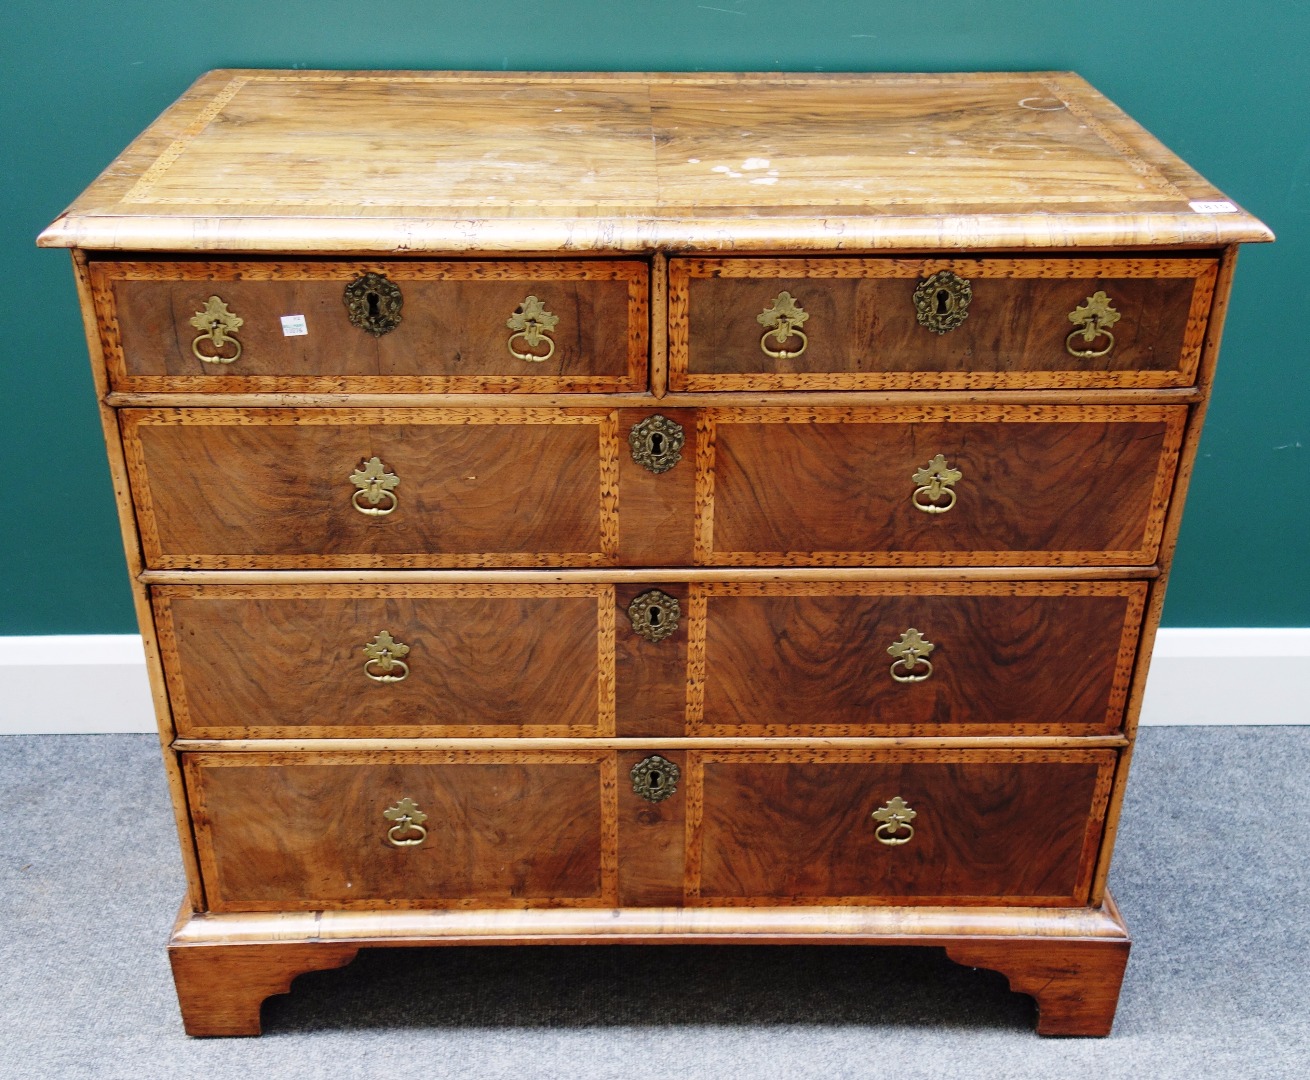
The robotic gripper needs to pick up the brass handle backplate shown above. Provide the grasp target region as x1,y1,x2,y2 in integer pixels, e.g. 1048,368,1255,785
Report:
871,796,916,845
344,271,403,336
363,630,410,683
913,270,972,334
628,589,681,643
350,456,400,517
1066,290,1120,358
757,291,809,359
887,628,934,683
629,414,685,474
911,454,961,514
383,797,427,847
631,755,680,803
506,294,559,362
188,295,243,364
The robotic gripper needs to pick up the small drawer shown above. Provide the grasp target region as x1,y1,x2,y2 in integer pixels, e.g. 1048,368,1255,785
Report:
670,255,1217,390
687,749,1117,906
156,584,617,739
682,580,1148,736
93,259,647,393
121,407,623,569
185,750,618,912
695,405,1185,566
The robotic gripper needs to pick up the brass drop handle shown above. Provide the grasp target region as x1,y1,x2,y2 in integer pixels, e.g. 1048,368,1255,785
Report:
911,454,961,514
887,628,934,683
383,797,427,847
350,456,400,517
757,291,809,359
913,270,972,333
344,271,403,336
629,415,685,474
871,796,916,845
363,631,410,683
506,294,559,362
1066,291,1120,358
628,590,680,643
631,755,680,802
188,295,243,364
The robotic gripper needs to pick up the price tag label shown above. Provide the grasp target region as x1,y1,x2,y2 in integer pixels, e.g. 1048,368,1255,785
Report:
280,314,309,336
1189,200,1238,214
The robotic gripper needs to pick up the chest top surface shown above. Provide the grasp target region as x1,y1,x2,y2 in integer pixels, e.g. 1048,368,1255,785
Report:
39,69,1270,255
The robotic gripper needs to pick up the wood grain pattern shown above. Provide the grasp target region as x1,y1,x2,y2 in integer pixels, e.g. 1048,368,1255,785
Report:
153,583,616,739
685,749,1117,907
121,408,621,569
617,748,687,906
616,407,698,567
95,259,648,394
669,256,1217,391
614,582,690,739
39,70,1272,252
697,405,1186,566
685,581,1147,737
185,750,619,912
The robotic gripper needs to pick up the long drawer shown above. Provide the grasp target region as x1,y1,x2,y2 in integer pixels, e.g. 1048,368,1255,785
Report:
92,259,649,393
157,580,1146,739
184,748,1117,912
124,405,1185,569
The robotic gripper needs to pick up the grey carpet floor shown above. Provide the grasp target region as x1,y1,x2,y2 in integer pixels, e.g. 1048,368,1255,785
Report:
1,727,1307,1080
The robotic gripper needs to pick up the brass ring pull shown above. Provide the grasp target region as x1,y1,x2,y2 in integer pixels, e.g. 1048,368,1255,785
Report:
911,454,961,515
887,628,935,683
188,295,243,364
871,797,916,846
757,291,809,360
383,797,427,847
506,295,559,363
363,631,410,683
349,456,400,517
1066,291,1120,359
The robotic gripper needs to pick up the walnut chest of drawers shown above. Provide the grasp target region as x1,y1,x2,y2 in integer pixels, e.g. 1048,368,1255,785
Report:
41,70,1272,1037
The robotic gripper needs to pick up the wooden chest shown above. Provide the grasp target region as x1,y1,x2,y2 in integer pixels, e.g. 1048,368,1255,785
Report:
41,70,1271,1036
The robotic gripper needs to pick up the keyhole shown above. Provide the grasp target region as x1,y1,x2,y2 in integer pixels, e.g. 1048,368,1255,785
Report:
648,606,661,626
935,289,950,315
648,771,663,789
366,290,381,319
649,432,664,457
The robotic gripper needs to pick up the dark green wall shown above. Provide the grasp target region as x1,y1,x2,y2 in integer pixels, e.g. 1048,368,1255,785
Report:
3,1,1306,633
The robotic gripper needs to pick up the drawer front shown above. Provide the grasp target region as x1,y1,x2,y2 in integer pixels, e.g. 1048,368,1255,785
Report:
695,405,1185,566
687,750,1117,907
94,260,647,393
122,408,621,569
684,581,1148,736
185,751,618,912
670,256,1217,390
156,585,617,739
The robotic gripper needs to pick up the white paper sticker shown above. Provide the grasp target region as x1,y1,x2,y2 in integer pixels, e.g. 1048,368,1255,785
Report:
280,314,308,336
1189,200,1238,214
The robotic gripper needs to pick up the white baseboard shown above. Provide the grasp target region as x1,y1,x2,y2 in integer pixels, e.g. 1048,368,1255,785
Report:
1,630,1307,735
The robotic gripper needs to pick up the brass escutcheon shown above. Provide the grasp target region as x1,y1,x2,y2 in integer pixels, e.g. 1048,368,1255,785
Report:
629,414,685,474
350,456,400,517
188,295,243,364
383,797,427,847
628,589,681,643
757,291,810,359
1066,291,1120,358
506,294,559,362
871,796,916,845
631,755,680,803
363,630,410,683
911,453,962,514
913,270,972,334
343,271,403,336
887,628,935,683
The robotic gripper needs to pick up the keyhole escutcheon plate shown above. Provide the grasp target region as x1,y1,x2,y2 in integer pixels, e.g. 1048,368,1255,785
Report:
628,589,681,643
913,270,972,334
631,755,681,803
629,414,685,474
344,271,404,336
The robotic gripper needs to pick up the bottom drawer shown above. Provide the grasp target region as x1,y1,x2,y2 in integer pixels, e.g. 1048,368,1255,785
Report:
184,748,1116,912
